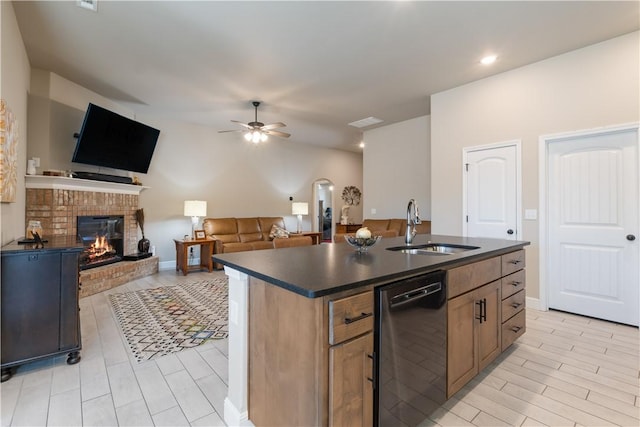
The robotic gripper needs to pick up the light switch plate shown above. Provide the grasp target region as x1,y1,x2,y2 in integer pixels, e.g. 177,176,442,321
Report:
525,209,537,220
371,208,377,215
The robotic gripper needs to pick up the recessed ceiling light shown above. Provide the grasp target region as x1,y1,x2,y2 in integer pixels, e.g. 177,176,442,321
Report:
349,117,383,128
481,55,497,65
76,0,98,11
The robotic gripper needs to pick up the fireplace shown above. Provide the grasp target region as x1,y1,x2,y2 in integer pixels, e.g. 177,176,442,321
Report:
77,215,125,270
25,179,158,296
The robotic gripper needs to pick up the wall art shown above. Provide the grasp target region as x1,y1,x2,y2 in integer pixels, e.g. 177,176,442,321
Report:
0,99,18,203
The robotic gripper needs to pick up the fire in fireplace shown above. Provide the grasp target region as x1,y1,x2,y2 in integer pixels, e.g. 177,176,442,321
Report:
77,215,124,270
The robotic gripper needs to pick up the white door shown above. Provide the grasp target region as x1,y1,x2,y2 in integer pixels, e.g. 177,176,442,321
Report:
547,127,639,326
465,144,520,240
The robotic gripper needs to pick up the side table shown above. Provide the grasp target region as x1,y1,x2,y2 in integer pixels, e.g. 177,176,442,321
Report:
335,223,362,234
174,238,214,276
290,232,323,245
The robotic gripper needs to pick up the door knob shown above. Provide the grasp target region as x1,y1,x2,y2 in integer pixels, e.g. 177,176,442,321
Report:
627,234,636,241
507,229,514,235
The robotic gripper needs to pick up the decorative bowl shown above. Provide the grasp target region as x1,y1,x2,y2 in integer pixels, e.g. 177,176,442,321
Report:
344,235,381,252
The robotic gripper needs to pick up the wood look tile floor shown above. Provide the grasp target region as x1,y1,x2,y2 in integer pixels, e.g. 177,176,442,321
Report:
1,270,639,426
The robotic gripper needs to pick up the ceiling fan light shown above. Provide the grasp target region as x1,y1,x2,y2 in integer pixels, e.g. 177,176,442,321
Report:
244,132,252,141
261,132,268,142
252,131,261,143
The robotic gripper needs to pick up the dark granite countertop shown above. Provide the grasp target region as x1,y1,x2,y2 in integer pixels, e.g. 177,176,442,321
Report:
213,234,529,298
1,236,84,253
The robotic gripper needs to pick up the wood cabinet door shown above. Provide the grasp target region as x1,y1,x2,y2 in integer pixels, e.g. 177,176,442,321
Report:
329,332,373,427
476,280,502,371
446,292,477,398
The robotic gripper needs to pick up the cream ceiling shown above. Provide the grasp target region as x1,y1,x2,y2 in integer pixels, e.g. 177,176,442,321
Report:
13,1,640,152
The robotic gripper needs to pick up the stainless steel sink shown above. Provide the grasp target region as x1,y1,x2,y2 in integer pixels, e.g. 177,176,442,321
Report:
386,243,480,255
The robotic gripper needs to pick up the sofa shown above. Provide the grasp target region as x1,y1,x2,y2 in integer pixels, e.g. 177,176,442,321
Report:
333,218,431,242
203,217,311,268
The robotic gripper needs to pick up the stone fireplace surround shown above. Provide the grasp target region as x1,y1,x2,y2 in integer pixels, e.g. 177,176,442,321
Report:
25,175,158,297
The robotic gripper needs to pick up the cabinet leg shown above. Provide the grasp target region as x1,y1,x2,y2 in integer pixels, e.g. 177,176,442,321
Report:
67,351,81,365
1,367,15,382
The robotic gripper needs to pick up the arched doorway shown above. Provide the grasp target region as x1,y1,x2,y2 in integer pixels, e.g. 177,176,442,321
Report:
312,178,335,242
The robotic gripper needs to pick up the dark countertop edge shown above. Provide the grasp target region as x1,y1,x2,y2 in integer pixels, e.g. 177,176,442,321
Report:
1,237,84,253
214,243,529,298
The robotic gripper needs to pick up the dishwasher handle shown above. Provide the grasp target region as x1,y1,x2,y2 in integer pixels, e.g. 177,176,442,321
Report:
390,282,442,309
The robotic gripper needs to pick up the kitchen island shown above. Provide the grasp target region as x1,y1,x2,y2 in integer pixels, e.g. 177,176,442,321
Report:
214,234,529,427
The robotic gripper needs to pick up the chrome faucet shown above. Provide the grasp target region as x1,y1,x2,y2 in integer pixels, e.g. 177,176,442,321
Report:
405,198,422,244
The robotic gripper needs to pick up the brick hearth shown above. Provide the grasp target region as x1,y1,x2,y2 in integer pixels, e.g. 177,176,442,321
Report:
25,176,158,296
79,256,158,298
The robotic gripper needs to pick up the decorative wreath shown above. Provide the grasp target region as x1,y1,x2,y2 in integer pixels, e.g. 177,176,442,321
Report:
341,186,362,206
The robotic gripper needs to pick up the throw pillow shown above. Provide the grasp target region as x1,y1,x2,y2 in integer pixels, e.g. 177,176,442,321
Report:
269,224,290,240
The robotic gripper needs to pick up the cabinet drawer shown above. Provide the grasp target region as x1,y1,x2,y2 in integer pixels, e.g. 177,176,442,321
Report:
502,250,525,276
329,291,373,345
448,257,501,299
502,309,526,350
501,270,526,299
502,289,525,322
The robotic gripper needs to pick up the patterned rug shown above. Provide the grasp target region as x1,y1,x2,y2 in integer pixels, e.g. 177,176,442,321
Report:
109,278,228,362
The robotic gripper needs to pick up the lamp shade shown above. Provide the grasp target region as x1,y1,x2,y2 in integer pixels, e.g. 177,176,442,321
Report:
184,200,207,217
292,202,309,216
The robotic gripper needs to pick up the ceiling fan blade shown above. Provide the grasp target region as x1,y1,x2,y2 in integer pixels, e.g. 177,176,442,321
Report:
261,122,286,130
218,129,243,133
230,120,252,129
264,129,291,138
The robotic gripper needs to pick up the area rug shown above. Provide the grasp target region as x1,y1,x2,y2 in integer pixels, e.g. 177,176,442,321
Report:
109,278,228,362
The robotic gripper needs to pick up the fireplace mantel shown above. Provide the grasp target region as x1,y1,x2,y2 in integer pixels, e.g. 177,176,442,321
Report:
25,175,148,195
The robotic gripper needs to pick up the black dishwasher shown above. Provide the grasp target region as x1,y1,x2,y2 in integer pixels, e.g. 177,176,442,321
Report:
375,270,447,426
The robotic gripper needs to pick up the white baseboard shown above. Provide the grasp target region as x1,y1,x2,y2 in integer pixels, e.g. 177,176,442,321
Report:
224,397,253,427
526,296,545,311
159,258,208,272
158,260,175,271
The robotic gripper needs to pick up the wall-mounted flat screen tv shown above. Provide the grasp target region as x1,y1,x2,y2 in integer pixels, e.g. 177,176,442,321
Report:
72,103,160,174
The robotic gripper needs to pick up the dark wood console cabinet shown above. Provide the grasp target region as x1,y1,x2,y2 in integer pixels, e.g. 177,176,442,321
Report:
1,238,83,381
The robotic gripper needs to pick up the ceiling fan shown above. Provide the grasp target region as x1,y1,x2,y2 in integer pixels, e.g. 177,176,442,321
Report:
218,101,290,143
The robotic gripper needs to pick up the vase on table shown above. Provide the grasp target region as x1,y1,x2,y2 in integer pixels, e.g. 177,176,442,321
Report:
135,208,150,253
138,235,150,254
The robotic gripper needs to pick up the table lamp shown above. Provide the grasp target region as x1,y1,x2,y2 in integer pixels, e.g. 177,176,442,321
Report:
291,202,308,234
184,200,207,238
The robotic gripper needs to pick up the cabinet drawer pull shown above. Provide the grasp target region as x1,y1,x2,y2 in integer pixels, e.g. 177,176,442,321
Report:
511,302,522,309
475,299,487,323
511,281,522,287
508,260,522,265
511,326,522,333
344,312,373,324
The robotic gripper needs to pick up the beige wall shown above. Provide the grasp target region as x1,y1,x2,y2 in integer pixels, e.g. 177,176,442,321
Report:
1,2,31,245
135,115,362,265
431,32,640,302
28,69,134,174
21,72,363,267
363,115,431,220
